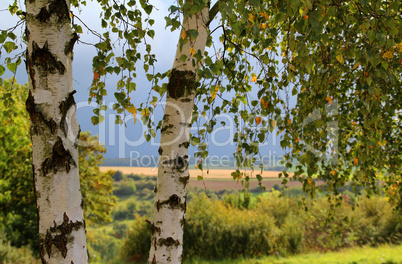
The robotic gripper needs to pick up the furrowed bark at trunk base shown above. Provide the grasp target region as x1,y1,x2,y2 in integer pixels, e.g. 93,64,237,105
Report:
26,0,88,263
148,3,209,264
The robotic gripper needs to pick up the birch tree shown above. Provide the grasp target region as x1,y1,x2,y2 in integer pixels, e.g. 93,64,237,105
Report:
25,0,87,262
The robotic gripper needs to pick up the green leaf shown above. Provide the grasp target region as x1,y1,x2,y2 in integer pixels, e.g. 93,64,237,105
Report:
114,92,126,103
4,42,16,53
144,5,153,15
73,25,83,34
0,66,5,76
91,116,99,125
7,63,16,72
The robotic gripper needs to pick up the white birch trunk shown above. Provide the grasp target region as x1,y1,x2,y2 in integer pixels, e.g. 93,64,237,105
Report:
148,4,209,264
25,0,87,263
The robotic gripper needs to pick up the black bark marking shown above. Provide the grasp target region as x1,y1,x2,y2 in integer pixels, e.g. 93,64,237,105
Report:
59,90,76,137
36,0,70,23
64,33,79,55
180,98,192,102
158,237,179,248
42,137,76,176
167,69,196,99
154,185,158,193
163,114,170,122
184,194,187,213
156,200,161,212
149,222,161,236
158,146,163,155
179,175,190,188
74,127,81,149
179,122,191,127
39,236,47,263
159,194,186,211
179,141,190,149
152,255,156,264
180,216,185,227
26,91,57,134
31,41,65,74
44,212,83,258
154,237,157,251
162,155,188,171
24,28,36,89
161,124,174,133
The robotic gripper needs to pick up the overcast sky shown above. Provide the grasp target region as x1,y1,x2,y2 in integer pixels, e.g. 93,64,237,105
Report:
0,1,286,163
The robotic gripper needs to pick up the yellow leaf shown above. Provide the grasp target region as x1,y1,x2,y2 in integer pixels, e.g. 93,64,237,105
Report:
271,119,277,129
251,75,257,82
396,42,402,52
331,170,336,176
248,13,255,22
295,137,299,143
261,98,268,108
190,47,196,57
307,178,313,185
287,119,291,125
336,55,344,64
141,108,150,117
93,71,100,80
127,105,137,123
181,30,187,40
260,12,269,19
211,85,219,101
353,158,358,165
352,62,361,70
382,50,394,59
70,13,73,18
378,140,387,146
255,116,262,125
326,96,333,103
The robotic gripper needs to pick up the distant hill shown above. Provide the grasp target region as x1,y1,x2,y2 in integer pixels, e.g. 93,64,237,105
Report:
102,156,286,171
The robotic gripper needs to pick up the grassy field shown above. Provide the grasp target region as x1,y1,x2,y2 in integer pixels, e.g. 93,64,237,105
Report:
185,244,402,264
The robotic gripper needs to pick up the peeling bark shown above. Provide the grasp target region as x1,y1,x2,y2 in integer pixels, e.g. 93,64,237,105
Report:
26,0,87,263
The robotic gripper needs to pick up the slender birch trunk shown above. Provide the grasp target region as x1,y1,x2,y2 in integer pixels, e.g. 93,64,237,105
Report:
148,4,210,264
25,0,87,263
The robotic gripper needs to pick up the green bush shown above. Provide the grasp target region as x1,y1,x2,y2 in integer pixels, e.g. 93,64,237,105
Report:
119,193,402,263
119,216,151,263
87,228,122,264
112,171,124,182
112,200,138,221
0,231,39,264
113,178,136,196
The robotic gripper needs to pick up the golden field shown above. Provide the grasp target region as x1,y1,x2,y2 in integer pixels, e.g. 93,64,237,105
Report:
99,166,285,179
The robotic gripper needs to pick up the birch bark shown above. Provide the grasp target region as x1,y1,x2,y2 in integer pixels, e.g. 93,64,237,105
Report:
25,0,87,263
148,3,210,264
